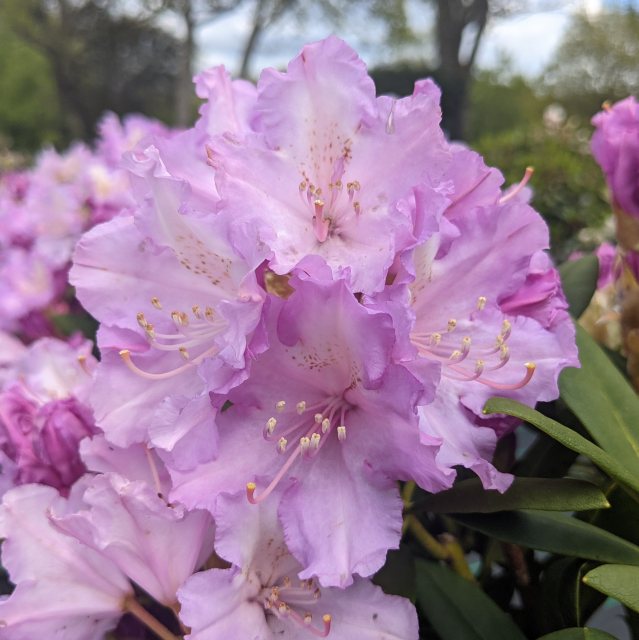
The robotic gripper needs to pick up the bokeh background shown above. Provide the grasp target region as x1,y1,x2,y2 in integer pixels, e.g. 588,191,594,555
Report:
0,0,637,255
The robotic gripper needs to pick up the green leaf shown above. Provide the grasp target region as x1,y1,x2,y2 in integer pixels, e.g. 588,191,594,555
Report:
483,397,639,497
412,478,609,513
453,511,639,566
560,324,639,471
415,560,526,640
583,564,639,614
537,628,617,639
559,254,599,317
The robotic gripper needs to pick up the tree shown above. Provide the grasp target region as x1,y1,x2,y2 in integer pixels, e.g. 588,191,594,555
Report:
543,7,639,121
1,0,182,142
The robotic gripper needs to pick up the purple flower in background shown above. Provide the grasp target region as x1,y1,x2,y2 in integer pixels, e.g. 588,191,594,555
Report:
0,338,97,494
592,97,639,219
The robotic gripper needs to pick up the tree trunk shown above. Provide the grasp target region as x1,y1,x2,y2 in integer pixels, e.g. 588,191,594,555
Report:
175,0,195,126
434,0,488,140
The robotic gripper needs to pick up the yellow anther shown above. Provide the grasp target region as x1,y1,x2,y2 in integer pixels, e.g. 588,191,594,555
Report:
310,433,321,449
353,201,361,214
450,350,462,360
145,323,156,340
447,319,457,332
296,401,307,414
266,417,277,434
314,413,323,424
431,332,442,346
205,306,215,319
299,181,307,191
321,418,330,433
278,437,288,453
300,436,311,453
179,347,189,360
304,614,313,625
136,312,147,328
151,296,162,309
337,425,346,441
475,360,485,373
477,296,487,310
501,319,512,334
276,400,286,412
192,305,201,318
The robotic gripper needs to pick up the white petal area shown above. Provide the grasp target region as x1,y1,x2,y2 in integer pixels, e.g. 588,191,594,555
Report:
178,568,271,640
51,473,213,606
0,485,130,637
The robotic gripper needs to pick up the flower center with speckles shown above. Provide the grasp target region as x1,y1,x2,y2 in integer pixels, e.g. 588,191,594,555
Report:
246,395,351,505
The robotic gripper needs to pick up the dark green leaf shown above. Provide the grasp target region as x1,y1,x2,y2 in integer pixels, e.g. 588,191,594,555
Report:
536,628,617,639
373,545,416,601
583,564,639,614
454,511,639,565
560,325,639,471
412,478,609,514
415,560,526,640
483,397,639,497
559,254,599,317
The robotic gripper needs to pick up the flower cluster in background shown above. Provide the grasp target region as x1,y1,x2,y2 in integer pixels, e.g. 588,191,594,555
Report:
0,113,171,340
0,37,579,639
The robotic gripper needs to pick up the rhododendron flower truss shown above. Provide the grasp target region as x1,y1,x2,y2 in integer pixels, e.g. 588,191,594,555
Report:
208,36,450,294
402,199,578,489
178,489,419,640
171,269,453,587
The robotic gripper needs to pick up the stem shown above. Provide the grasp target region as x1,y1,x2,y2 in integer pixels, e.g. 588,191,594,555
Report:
401,481,416,535
405,514,449,561
125,597,181,640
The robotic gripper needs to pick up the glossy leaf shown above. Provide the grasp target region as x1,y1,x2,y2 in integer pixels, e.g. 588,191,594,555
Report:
559,254,599,317
483,397,639,497
412,478,609,513
454,511,639,566
560,324,639,471
583,564,639,614
537,628,617,639
415,560,526,640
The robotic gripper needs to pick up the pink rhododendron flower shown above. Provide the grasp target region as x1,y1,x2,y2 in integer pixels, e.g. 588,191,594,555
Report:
171,266,452,586
178,488,418,640
0,484,131,639
51,471,214,606
207,36,449,294
592,97,639,218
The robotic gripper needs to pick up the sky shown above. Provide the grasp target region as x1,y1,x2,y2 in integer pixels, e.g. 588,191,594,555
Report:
194,0,610,78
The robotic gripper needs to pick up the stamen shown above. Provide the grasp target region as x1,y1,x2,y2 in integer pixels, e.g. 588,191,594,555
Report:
246,443,302,504
477,296,487,310
77,355,91,376
447,319,457,332
300,436,311,455
265,417,277,438
276,400,286,413
192,305,201,319
310,433,321,450
477,362,536,390
499,167,534,204
431,332,442,346
119,346,219,381
179,347,189,360
296,401,307,414
136,312,148,328
314,413,323,424
337,425,346,442
353,201,361,215
501,320,512,340
321,418,330,434
151,297,162,310
278,437,288,453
